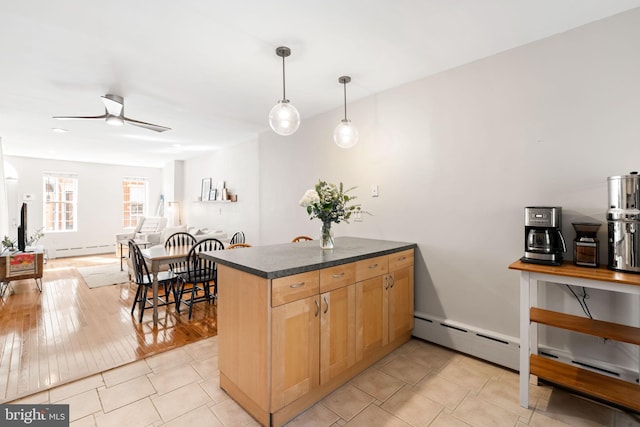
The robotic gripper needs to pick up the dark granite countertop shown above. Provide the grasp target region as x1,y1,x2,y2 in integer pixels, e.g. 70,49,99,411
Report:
200,236,416,279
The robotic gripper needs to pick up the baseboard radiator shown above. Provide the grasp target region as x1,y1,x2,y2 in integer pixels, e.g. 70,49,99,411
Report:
413,312,638,383
48,244,114,259
413,312,520,371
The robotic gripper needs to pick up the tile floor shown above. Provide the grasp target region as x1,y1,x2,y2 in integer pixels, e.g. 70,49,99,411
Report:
9,337,640,427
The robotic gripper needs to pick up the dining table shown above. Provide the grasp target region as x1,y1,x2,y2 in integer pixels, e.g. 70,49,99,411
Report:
140,244,191,326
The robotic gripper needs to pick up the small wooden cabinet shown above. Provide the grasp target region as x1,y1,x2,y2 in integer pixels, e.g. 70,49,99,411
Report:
213,239,415,426
271,294,319,410
355,249,415,360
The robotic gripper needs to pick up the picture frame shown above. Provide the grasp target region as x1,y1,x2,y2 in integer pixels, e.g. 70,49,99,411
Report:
201,178,212,201
209,188,217,201
216,180,226,201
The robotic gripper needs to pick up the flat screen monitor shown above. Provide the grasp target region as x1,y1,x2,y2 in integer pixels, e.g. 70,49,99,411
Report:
17,202,27,252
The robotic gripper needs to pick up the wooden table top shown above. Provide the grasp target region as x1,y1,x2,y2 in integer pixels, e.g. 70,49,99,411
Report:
508,259,640,287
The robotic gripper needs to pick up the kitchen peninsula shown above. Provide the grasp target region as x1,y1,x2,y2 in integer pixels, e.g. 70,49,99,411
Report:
202,237,416,426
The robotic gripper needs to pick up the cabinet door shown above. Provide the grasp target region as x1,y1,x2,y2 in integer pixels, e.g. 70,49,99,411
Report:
320,284,356,385
271,295,320,410
355,276,388,361
388,267,414,342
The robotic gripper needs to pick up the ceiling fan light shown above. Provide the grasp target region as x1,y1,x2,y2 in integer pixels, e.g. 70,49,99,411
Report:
334,119,359,149
269,100,300,136
105,115,124,126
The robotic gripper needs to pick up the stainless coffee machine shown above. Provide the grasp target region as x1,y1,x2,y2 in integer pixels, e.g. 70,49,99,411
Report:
607,172,640,273
521,206,566,265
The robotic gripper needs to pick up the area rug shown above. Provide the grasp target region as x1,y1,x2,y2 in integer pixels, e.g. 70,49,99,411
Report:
77,264,130,289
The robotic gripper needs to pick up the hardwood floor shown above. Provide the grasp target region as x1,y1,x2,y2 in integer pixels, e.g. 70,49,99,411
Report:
0,253,217,403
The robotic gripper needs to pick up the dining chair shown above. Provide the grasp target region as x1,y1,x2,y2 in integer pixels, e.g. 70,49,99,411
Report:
175,238,225,319
164,232,196,275
229,231,246,245
227,243,252,249
129,240,176,323
292,235,313,243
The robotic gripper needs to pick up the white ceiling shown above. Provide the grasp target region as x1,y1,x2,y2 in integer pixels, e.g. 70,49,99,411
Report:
2,1,640,168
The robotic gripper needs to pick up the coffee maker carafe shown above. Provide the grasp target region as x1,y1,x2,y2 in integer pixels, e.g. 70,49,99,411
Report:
521,206,566,265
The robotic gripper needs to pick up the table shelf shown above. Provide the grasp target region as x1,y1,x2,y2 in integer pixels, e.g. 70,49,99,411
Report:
531,354,640,412
530,307,640,345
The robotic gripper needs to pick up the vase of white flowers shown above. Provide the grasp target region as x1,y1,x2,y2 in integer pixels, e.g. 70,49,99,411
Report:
299,180,360,249
320,220,334,249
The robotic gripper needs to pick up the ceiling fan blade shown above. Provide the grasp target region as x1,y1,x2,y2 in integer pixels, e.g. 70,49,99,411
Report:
52,114,107,120
123,117,171,132
101,95,124,116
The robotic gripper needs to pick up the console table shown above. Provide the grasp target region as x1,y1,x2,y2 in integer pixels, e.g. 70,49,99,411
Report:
0,251,45,297
508,260,640,412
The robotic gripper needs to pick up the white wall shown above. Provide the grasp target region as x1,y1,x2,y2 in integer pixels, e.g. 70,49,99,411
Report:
4,155,163,257
256,9,640,369
182,139,260,243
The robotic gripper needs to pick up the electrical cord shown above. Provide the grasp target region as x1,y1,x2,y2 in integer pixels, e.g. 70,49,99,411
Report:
565,284,593,319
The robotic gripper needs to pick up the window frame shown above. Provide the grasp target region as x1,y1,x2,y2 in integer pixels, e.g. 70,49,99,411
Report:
122,177,149,230
43,173,78,233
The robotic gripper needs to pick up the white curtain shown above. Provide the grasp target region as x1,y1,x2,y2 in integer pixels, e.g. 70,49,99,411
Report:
0,137,9,239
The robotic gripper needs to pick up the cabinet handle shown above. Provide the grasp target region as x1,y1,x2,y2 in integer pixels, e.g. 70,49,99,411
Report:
314,299,319,317
290,282,305,288
384,276,389,290
332,273,344,278
398,256,406,261
368,263,378,269
389,275,395,288
323,296,329,314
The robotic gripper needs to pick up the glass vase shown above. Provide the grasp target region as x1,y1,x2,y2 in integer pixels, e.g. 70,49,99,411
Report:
320,221,334,249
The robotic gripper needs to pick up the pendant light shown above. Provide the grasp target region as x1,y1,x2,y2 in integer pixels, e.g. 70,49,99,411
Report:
333,75,359,148
269,46,300,136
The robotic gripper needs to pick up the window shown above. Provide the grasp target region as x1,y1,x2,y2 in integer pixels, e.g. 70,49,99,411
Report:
122,178,148,229
43,174,78,232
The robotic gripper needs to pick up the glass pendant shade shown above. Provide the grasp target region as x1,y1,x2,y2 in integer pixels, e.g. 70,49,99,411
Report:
334,75,358,148
270,46,300,136
334,119,359,148
269,100,300,136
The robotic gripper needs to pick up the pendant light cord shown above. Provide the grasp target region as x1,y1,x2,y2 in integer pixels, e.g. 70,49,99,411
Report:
282,55,287,101
343,81,347,121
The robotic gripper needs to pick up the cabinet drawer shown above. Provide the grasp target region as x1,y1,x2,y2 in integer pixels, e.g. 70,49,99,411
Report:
389,249,414,271
320,263,356,293
271,271,319,307
355,255,389,282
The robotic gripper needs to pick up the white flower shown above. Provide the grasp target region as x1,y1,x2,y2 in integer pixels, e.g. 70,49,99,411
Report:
299,189,320,207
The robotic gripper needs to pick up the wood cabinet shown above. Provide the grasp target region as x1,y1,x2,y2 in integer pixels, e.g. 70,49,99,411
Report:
213,239,415,426
271,295,319,410
319,262,356,385
389,262,414,342
355,249,415,361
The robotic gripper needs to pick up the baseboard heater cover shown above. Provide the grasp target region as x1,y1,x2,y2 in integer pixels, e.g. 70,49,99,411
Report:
413,312,638,382
413,312,519,371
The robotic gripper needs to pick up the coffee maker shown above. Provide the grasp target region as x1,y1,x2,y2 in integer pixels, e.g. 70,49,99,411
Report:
521,206,566,265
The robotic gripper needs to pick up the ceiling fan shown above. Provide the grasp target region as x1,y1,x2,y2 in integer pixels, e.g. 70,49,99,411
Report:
53,94,171,132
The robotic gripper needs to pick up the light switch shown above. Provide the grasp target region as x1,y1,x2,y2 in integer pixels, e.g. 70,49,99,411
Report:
371,185,379,197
